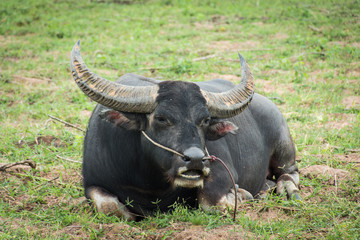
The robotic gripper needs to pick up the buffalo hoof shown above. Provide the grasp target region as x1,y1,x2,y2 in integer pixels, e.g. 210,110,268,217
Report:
87,186,135,221
255,179,277,199
276,173,301,200
217,187,254,210
291,192,302,201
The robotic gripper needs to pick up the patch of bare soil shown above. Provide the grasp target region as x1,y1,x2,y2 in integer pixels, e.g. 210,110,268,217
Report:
300,165,350,185
323,113,357,129
256,78,295,95
52,222,253,239
0,162,82,210
345,67,360,77
257,53,272,60
328,41,348,47
308,69,338,83
240,203,290,223
95,69,120,78
39,165,82,184
80,110,92,118
194,22,215,31
207,40,259,52
261,69,292,76
12,75,51,85
272,33,289,40
342,96,360,109
16,135,68,148
327,41,360,49
252,22,264,26
160,224,252,240
351,42,360,48
194,15,229,31
203,73,241,83
336,153,360,167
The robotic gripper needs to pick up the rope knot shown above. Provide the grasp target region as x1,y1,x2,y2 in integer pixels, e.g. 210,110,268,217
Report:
209,155,217,162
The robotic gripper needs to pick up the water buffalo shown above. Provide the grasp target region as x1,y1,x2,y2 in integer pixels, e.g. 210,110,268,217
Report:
71,41,300,220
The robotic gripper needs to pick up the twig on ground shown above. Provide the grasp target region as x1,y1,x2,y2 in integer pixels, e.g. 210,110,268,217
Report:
192,54,218,62
0,159,36,171
48,115,85,133
309,25,322,32
56,155,82,164
346,149,360,153
33,176,60,190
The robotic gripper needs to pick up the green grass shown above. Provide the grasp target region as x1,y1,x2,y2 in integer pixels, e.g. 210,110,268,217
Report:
1,0,359,239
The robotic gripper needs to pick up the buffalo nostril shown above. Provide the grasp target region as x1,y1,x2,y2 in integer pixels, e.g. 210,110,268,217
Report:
183,147,205,162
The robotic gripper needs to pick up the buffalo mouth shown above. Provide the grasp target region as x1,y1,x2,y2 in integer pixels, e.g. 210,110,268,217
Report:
174,167,209,189
179,170,203,180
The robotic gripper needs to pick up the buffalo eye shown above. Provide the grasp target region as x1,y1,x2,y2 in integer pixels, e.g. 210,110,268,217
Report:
200,117,211,127
155,115,172,126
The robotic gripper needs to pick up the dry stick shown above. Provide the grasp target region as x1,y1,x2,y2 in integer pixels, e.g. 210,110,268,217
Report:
56,155,82,164
33,176,60,190
346,149,360,153
48,115,85,133
192,54,218,62
0,159,36,171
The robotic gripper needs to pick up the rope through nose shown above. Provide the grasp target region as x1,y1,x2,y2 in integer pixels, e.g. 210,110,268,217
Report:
141,131,184,157
141,131,237,221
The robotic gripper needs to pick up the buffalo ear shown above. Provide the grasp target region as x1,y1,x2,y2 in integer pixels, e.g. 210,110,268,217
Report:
206,120,238,140
99,109,147,131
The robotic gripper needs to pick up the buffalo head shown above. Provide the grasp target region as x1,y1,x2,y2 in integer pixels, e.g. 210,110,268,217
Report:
71,40,254,189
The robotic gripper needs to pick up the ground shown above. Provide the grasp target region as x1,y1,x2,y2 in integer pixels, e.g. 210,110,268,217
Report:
1,151,359,239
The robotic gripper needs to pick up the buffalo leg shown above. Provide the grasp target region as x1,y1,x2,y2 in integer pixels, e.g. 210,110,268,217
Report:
269,138,301,200
86,186,135,220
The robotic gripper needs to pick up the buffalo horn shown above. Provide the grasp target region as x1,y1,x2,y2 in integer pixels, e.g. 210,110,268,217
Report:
200,54,255,118
70,40,158,113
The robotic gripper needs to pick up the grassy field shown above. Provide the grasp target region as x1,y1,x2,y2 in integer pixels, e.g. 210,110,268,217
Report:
0,0,359,239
